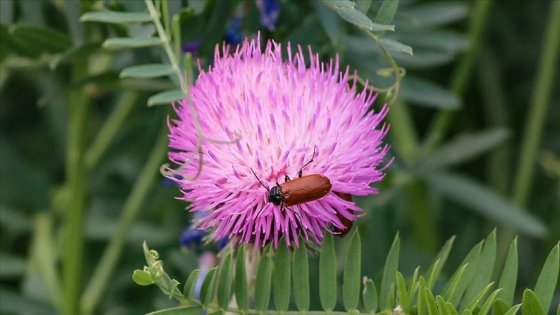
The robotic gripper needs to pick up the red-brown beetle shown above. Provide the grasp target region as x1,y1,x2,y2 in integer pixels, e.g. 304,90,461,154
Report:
251,147,332,208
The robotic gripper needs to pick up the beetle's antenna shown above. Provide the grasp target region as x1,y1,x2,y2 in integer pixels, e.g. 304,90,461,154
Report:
251,168,270,192
298,145,318,177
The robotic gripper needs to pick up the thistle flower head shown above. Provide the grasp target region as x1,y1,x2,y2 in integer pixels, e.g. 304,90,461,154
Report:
168,37,389,247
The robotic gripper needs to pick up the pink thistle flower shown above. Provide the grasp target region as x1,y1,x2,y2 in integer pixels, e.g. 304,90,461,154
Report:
168,37,390,248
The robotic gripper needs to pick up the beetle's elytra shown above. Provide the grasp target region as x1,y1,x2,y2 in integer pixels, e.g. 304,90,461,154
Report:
251,146,332,208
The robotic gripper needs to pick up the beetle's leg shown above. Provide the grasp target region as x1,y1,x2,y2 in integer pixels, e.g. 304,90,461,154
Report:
251,167,270,192
284,174,291,182
298,145,318,177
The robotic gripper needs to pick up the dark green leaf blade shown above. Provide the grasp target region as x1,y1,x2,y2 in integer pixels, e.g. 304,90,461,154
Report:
430,173,547,237
80,11,152,23
374,0,399,25
522,289,544,315
9,24,73,53
498,238,518,305
254,244,273,312
103,37,162,49
147,90,187,106
343,230,361,311
273,238,291,312
235,247,248,311
200,267,218,306
493,298,511,315
183,270,200,302
320,233,337,311
217,253,233,310
426,236,455,289
380,233,400,310
463,230,496,306
378,38,413,55
355,0,373,14
533,242,559,313
293,236,310,311
400,77,460,110
120,64,175,79
415,129,509,174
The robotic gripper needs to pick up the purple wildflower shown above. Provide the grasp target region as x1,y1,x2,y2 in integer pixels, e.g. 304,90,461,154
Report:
168,37,390,248
256,0,280,31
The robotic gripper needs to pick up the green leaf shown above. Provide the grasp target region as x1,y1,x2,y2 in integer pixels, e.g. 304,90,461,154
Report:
336,6,375,29
120,64,175,78
9,24,73,54
396,272,409,313
102,37,162,49
426,236,455,289
498,238,518,305
182,270,200,302
446,302,458,315
424,288,438,315
415,129,510,174
407,267,421,308
235,247,248,311
147,90,188,106
314,1,343,47
378,38,413,55
400,77,460,109
80,11,152,23
255,244,273,312
217,253,233,310
404,2,468,28
273,239,291,312
493,298,512,315
200,267,218,306
343,230,361,311
355,0,373,14
146,305,203,315
462,283,494,312
504,304,522,315
436,296,448,315
478,289,502,315
418,277,428,315
50,41,102,69
430,173,547,238
132,269,153,286
447,241,483,305
380,233,400,310
362,278,378,312
293,237,310,311
442,263,469,305
374,0,398,25
463,230,497,306
320,233,337,311
533,242,559,313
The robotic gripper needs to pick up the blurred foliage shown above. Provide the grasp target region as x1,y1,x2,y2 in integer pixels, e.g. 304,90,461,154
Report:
0,0,559,314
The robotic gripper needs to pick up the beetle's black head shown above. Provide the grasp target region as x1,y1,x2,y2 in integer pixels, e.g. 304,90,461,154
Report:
268,185,283,206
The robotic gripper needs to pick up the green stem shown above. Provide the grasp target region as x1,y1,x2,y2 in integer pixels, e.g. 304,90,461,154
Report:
422,0,493,153
63,64,90,315
33,213,64,311
387,101,418,167
85,91,139,169
406,180,438,253
478,50,511,195
511,0,560,208
81,119,169,315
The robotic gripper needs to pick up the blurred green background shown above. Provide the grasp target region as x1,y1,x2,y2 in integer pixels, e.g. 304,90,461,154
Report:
0,0,558,314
